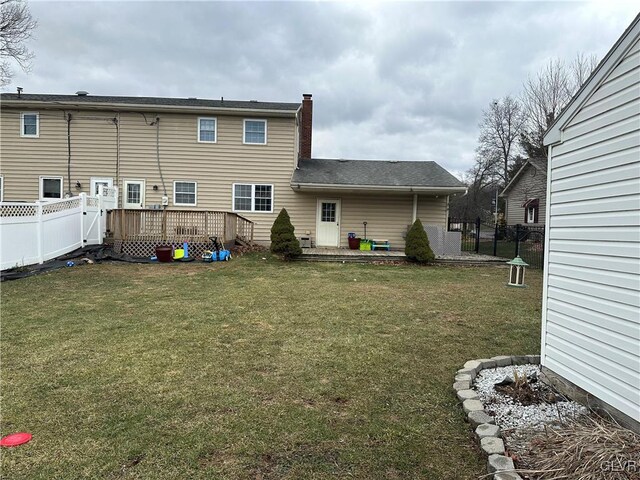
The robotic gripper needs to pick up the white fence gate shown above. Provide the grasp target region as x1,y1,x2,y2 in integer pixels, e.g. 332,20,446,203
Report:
0,188,118,271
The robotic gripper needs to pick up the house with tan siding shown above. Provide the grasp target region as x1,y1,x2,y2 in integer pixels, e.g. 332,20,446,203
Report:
500,158,547,226
0,92,466,249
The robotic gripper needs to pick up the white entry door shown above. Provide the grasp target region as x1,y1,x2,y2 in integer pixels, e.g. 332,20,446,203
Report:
90,177,113,196
316,199,341,247
123,180,145,209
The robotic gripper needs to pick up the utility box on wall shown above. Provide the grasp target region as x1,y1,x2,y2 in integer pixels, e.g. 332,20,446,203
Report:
299,236,312,248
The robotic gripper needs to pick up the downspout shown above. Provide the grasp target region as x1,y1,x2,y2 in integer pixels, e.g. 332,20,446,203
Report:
412,194,418,223
66,113,72,197
154,117,167,197
113,113,120,186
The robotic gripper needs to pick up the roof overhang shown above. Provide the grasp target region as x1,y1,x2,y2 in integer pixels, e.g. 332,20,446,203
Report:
500,161,532,197
290,182,467,195
0,99,300,117
543,13,640,147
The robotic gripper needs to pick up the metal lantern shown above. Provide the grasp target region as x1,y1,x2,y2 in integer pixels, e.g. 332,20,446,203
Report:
507,256,529,287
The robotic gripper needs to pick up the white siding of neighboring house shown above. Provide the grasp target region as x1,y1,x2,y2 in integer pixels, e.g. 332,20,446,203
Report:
542,34,640,424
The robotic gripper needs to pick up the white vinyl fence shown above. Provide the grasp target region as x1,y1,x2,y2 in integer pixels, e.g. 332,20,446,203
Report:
0,187,118,271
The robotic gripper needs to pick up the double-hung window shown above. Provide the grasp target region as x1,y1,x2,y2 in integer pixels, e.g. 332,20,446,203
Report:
198,117,217,143
40,176,63,200
21,112,39,137
0,175,3,201
243,119,267,144
233,184,273,213
523,198,539,224
173,181,197,206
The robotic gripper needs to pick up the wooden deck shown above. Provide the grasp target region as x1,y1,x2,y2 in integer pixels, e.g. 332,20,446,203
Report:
108,209,254,244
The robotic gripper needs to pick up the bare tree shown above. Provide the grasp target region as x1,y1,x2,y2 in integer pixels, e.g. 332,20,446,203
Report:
0,0,37,87
571,52,599,91
520,53,598,158
475,96,527,186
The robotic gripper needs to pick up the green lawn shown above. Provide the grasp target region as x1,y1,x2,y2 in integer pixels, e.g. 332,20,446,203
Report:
1,255,542,479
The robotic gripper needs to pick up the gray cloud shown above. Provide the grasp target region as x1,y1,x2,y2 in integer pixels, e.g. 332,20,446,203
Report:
8,1,639,177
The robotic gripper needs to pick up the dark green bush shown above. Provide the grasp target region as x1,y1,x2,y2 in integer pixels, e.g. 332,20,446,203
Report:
405,219,435,263
270,208,302,260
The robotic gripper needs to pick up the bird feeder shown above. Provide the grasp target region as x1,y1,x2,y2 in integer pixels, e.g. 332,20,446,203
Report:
506,256,529,287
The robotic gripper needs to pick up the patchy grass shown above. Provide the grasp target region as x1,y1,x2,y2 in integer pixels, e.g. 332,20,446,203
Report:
1,255,542,479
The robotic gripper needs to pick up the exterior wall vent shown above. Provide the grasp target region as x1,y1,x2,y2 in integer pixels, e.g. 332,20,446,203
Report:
299,236,312,248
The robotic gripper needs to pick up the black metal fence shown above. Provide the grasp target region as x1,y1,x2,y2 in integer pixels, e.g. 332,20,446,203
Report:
448,217,545,269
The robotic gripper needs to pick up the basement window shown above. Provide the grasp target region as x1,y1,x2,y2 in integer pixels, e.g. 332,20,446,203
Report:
21,112,39,137
40,176,63,200
173,181,197,206
243,119,267,144
233,183,273,213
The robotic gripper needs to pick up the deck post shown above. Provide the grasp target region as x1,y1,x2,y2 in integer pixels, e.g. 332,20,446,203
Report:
223,213,228,241
120,209,125,241
162,209,167,242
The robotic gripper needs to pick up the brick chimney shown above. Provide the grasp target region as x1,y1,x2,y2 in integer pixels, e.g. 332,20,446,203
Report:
299,93,313,159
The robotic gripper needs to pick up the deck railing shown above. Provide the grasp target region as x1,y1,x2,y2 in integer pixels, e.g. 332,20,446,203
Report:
108,209,254,244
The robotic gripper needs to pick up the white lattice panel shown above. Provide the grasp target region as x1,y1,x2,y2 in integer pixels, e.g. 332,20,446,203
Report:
102,186,117,198
0,204,38,217
86,197,100,208
42,198,81,215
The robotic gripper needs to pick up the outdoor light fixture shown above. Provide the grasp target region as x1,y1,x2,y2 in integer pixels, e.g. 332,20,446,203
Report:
506,256,529,287
153,185,159,191
75,181,82,189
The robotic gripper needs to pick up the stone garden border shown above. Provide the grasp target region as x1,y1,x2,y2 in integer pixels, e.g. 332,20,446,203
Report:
454,355,541,480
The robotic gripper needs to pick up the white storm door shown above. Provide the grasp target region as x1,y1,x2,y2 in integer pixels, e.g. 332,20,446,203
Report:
123,180,145,209
316,199,341,247
90,177,113,196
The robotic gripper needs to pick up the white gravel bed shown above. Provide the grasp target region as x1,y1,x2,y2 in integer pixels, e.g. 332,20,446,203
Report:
474,364,587,431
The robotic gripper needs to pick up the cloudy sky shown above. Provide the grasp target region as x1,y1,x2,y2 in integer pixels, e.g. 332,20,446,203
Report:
7,1,639,177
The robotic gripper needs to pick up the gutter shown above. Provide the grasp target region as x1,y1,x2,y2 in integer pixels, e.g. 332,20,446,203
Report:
1,100,299,117
290,182,467,194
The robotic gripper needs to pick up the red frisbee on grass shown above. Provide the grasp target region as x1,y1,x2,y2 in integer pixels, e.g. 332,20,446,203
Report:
0,432,32,447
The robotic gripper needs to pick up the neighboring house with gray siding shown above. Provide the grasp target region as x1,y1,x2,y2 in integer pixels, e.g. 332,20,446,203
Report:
541,13,639,431
500,158,547,226
0,92,466,248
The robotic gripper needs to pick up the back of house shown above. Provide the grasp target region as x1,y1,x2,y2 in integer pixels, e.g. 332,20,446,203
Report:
542,14,640,430
0,92,465,251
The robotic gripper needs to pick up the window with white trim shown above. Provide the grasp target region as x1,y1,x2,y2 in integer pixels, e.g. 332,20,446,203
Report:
233,184,273,212
40,176,63,200
198,117,216,143
0,175,3,202
21,112,39,137
243,119,267,144
173,181,197,206
523,198,539,224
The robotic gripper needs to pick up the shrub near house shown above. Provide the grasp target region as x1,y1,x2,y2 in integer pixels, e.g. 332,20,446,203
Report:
270,208,302,260
405,219,435,263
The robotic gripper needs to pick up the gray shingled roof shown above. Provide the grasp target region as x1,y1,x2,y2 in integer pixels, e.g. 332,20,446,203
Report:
291,158,465,189
0,93,300,111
